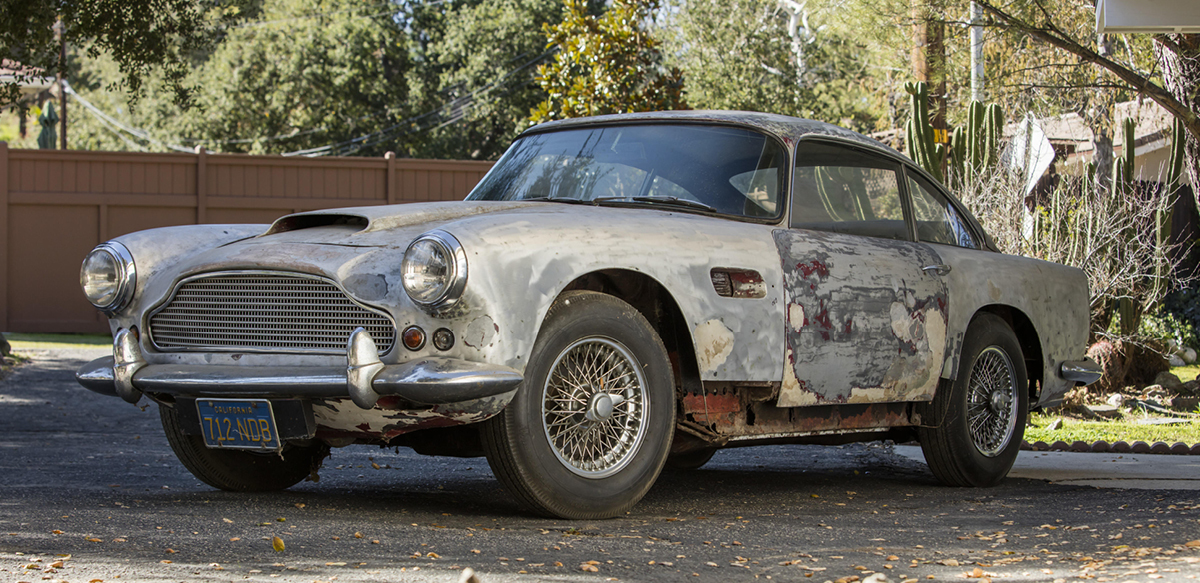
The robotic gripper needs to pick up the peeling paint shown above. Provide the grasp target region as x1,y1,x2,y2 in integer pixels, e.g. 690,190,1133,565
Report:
464,316,498,349
311,391,514,440
787,304,806,333
694,320,735,374
778,347,819,407
988,280,1003,302
774,229,949,405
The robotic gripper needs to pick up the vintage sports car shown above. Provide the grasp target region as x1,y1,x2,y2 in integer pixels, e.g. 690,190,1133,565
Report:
77,111,1101,519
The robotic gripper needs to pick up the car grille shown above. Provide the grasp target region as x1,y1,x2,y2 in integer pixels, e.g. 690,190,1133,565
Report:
149,272,395,354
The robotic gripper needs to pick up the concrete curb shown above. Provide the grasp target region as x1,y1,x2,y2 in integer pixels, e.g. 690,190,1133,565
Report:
1021,439,1200,455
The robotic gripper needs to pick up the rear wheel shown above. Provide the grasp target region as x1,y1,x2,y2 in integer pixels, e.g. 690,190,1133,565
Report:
160,404,328,492
917,313,1027,487
481,291,675,519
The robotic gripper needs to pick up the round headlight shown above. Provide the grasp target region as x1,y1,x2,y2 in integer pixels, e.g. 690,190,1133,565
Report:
401,231,467,309
80,242,136,312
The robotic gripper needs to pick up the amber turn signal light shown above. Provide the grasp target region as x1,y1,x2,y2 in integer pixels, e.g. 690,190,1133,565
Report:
402,326,426,350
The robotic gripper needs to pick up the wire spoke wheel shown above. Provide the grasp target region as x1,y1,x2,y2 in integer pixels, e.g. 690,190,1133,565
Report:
965,346,1018,457
542,337,648,478
917,313,1027,487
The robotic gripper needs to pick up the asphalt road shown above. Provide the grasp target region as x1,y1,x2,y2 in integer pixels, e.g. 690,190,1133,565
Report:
2,347,1200,583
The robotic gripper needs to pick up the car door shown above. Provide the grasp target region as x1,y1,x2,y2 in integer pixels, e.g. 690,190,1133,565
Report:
775,140,949,407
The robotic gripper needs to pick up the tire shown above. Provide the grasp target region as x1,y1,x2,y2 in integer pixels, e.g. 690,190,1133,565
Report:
160,404,329,492
917,313,1028,487
665,448,717,471
481,291,676,519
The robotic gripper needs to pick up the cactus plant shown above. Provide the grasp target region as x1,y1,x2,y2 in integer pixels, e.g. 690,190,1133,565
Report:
947,99,1003,189
904,81,947,183
1111,117,1141,336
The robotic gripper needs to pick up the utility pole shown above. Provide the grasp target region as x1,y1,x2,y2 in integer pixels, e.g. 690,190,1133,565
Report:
912,0,948,139
969,1,984,102
53,17,67,150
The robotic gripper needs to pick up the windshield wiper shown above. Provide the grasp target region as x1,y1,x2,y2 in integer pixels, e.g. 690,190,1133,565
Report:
522,196,592,205
593,196,716,213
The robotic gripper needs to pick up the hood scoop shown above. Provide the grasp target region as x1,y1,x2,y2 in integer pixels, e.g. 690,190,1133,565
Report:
264,213,370,236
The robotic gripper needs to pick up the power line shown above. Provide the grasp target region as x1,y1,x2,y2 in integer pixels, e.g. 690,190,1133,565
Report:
63,43,553,157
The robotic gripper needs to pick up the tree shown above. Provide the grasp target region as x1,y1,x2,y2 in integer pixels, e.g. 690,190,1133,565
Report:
974,1,1200,207
177,0,409,156
664,0,879,133
402,0,572,159
530,0,687,122
66,0,410,156
0,0,215,108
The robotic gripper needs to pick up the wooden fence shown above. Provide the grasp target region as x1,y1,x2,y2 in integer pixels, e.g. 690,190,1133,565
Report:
0,144,493,334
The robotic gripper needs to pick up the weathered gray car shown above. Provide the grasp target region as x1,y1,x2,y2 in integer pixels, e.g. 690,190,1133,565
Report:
77,111,1100,519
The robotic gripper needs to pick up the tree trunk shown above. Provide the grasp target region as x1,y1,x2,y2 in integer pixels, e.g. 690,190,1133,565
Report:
1156,34,1200,211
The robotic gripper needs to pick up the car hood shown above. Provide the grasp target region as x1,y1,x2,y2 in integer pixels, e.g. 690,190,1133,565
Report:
144,200,763,309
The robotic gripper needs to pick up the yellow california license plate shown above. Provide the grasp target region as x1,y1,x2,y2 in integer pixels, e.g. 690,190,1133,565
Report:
196,399,281,450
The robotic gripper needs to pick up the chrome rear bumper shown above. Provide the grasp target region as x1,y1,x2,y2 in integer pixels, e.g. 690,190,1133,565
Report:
1059,358,1103,386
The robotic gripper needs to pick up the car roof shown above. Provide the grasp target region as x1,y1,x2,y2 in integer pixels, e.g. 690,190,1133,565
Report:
522,110,896,155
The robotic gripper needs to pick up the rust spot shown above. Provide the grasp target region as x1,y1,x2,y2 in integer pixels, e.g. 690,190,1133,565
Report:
681,393,740,425
797,259,830,280
813,300,833,341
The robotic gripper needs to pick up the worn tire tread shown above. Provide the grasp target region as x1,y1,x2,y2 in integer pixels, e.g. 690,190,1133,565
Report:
160,404,327,492
917,313,1027,487
481,291,674,519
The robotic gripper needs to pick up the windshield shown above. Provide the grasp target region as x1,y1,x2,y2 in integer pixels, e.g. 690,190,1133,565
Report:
467,124,786,219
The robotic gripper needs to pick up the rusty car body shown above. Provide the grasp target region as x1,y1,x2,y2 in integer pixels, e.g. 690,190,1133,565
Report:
77,111,1100,518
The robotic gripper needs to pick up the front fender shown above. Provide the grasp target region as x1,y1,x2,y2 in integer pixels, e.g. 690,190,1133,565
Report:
441,206,787,382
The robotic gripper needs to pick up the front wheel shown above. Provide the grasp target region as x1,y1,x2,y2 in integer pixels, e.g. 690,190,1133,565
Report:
917,313,1028,487
160,404,329,492
481,291,676,519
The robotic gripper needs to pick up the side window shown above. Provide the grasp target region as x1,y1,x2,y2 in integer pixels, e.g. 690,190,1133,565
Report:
790,142,907,240
906,172,979,249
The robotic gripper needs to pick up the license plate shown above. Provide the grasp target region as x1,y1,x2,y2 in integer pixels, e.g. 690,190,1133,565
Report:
196,399,281,450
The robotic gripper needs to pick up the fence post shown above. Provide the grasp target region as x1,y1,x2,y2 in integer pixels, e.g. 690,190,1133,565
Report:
385,151,397,205
0,142,8,332
196,146,207,224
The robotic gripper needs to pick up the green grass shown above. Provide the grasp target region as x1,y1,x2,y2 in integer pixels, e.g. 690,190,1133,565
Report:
1027,411,1200,445
4,332,111,350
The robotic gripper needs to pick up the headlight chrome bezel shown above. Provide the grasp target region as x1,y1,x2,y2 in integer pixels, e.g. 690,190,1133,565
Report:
80,241,137,313
401,230,467,310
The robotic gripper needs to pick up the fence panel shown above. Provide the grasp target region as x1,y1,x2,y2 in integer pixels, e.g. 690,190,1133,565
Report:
1,145,492,334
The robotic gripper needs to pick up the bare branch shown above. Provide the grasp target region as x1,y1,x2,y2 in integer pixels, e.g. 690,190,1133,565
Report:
975,0,1200,142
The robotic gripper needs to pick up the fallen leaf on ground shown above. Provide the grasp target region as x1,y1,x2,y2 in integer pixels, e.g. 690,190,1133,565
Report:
272,536,285,552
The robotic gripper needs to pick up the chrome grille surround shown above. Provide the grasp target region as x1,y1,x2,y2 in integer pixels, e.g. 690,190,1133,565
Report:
148,271,396,355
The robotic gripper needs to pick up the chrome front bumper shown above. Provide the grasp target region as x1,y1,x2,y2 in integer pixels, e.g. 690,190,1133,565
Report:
77,327,523,410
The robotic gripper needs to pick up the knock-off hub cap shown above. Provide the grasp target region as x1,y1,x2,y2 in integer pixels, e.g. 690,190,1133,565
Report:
542,337,648,479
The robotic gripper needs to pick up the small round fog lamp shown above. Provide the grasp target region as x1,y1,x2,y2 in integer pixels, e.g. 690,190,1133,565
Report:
402,326,426,351
432,328,455,351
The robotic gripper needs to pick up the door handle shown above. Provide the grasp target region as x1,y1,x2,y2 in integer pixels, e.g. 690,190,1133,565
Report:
922,264,951,276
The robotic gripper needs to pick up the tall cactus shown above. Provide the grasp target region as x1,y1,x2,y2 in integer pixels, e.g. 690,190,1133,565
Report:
1112,117,1136,196
1112,117,1141,336
948,100,1003,188
1151,117,1188,313
1159,117,1187,247
904,81,946,183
